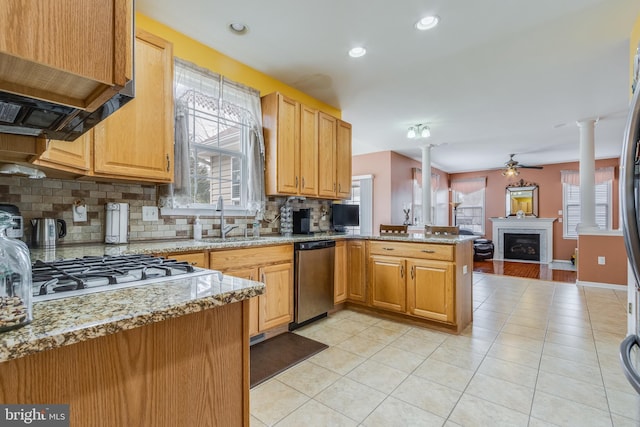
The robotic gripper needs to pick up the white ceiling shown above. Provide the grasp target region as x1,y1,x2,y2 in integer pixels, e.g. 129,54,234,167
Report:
137,0,640,173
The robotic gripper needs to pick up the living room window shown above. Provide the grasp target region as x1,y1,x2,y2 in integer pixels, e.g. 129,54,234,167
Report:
451,177,486,234
160,58,265,214
561,168,613,238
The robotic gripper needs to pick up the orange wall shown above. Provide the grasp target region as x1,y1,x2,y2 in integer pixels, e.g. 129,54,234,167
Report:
578,234,627,285
450,157,619,261
353,151,448,234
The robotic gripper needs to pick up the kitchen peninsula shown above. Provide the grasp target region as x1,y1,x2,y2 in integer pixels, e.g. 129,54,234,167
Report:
0,265,264,426
0,233,473,426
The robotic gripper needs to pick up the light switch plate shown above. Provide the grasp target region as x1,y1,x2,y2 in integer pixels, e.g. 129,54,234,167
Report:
598,256,606,265
142,206,159,221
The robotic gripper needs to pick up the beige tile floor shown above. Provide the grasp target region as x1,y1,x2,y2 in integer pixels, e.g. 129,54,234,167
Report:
250,273,640,426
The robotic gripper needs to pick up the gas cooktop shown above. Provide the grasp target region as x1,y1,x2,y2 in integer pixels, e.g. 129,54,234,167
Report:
32,254,212,301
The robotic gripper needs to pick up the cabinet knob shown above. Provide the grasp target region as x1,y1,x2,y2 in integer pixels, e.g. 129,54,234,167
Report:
382,247,395,251
295,176,299,188
333,182,336,191
400,265,404,278
166,154,170,172
421,249,435,253
301,176,305,189
410,265,414,279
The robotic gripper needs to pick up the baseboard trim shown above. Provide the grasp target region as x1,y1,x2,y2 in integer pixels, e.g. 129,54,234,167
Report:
576,280,627,289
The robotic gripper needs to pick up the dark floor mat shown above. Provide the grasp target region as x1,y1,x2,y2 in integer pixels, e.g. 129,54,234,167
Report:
250,332,328,388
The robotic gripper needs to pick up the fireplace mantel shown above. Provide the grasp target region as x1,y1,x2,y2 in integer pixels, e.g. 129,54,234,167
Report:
490,217,557,263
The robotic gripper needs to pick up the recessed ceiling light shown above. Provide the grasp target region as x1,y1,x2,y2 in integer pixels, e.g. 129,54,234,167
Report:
415,15,439,31
229,22,248,35
348,47,367,58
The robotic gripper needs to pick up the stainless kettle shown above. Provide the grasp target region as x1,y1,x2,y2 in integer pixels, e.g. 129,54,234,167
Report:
31,218,66,247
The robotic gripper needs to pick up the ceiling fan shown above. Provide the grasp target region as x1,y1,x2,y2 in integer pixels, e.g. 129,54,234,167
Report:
501,154,543,177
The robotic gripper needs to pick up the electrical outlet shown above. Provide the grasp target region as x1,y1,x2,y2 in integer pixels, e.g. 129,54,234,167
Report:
597,256,605,265
462,265,468,274
558,210,563,216
72,199,87,222
142,206,159,221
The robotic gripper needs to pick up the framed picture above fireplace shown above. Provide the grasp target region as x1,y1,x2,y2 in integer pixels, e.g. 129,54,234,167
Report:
506,184,538,217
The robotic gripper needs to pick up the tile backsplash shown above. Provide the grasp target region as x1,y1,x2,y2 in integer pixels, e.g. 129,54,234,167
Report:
0,176,334,244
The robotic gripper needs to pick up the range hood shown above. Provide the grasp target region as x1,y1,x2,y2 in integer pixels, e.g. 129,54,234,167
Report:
0,80,134,141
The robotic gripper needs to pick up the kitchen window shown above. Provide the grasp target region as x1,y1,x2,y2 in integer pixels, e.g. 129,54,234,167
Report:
160,58,265,214
451,177,486,234
561,168,613,238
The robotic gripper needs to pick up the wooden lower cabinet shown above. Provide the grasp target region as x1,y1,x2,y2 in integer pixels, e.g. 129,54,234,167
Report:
0,302,250,427
209,245,293,337
334,240,347,304
347,240,367,302
370,255,406,313
163,251,208,268
407,259,454,323
365,240,473,331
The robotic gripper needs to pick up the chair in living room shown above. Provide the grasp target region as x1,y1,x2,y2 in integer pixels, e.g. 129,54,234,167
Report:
379,224,408,236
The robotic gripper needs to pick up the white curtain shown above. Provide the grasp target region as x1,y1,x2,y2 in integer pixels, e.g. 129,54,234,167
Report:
166,58,265,211
560,167,614,185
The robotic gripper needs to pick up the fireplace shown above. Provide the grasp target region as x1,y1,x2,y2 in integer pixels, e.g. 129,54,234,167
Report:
490,217,556,264
504,233,540,261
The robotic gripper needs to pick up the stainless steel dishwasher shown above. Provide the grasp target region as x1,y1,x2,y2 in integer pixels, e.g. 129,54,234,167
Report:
290,240,336,330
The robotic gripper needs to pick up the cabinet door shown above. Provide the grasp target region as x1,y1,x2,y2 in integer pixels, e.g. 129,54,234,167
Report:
299,104,318,196
407,259,454,323
347,240,367,302
258,262,293,331
33,131,92,173
223,268,260,337
93,29,174,182
336,120,352,199
370,255,406,313
317,112,337,198
334,241,347,304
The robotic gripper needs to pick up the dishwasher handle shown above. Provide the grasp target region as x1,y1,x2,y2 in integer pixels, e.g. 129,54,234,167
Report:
295,240,336,251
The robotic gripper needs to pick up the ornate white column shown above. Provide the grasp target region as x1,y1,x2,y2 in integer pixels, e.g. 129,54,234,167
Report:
577,119,598,231
422,145,432,225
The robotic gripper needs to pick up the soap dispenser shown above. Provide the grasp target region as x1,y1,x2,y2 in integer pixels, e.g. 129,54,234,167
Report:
193,216,202,240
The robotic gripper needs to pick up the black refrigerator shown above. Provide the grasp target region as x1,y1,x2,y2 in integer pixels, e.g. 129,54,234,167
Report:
620,81,640,395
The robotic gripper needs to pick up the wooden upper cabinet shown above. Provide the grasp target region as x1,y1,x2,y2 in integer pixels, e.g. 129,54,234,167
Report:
93,29,174,182
336,120,352,199
0,0,133,111
262,93,300,195
262,92,351,199
32,131,92,173
299,104,319,196
317,112,337,198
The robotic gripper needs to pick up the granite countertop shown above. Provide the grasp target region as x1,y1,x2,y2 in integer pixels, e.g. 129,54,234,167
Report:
29,233,475,261
0,271,264,363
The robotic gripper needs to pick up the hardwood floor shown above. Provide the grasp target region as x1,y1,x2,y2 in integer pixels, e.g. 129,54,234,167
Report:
473,259,577,283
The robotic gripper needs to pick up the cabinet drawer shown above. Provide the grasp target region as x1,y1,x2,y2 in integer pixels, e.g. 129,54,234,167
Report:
369,241,453,261
209,245,293,270
165,252,207,268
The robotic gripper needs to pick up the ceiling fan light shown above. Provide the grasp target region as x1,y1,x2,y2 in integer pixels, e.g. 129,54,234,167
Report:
407,126,417,138
420,125,431,138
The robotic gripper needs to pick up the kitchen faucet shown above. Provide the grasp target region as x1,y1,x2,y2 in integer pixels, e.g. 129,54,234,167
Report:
216,195,238,240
